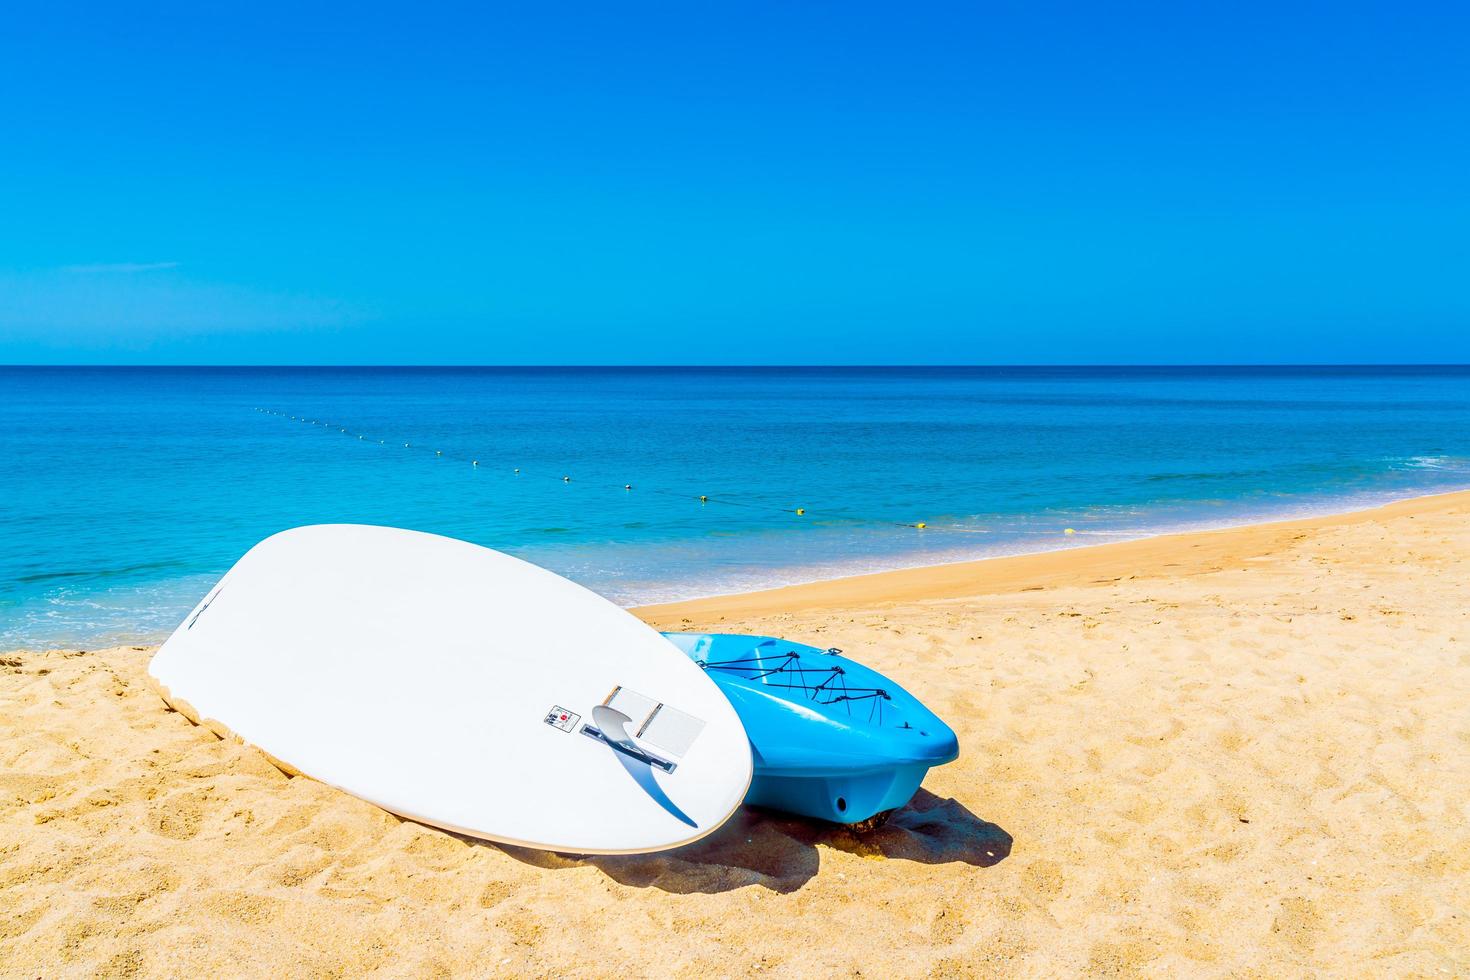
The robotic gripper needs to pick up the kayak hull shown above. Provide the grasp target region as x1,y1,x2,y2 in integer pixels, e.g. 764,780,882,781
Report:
744,764,936,825
661,633,959,825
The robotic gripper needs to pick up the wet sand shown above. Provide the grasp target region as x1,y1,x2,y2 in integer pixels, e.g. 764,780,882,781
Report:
3,492,1468,976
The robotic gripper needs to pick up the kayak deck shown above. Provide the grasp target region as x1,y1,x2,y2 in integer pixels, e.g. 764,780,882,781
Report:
661,633,959,824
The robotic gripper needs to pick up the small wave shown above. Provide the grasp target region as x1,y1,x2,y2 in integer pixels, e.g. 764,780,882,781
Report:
14,560,187,586
1395,455,1470,471
1145,469,1271,483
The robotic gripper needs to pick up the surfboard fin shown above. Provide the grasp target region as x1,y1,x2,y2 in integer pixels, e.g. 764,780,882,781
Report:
583,705,678,774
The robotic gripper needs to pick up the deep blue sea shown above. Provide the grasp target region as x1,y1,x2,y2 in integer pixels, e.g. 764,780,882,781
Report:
4,366,1469,648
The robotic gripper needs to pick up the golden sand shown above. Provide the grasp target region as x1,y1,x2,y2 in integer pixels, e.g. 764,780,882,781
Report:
3,493,1469,976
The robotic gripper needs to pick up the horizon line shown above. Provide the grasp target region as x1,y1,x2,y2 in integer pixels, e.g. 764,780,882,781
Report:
4,362,1470,370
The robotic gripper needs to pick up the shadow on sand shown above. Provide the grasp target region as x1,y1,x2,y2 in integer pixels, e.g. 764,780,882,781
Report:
495,790,1011,895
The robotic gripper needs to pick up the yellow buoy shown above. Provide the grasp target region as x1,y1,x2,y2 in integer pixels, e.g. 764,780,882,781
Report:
700,495,708,503
1064,528,1076,535
795,508,805,516
916,522,927,529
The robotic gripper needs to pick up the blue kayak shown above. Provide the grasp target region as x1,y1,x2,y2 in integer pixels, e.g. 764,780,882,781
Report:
660,633,959,826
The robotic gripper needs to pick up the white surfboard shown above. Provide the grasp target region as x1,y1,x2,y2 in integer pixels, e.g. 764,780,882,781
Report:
148,524,752,854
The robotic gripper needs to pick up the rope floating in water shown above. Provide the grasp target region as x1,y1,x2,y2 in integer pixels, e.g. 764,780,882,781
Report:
253,407,1097,538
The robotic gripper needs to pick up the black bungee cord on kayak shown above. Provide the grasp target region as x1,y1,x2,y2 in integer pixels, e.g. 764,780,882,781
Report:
694,648,893,725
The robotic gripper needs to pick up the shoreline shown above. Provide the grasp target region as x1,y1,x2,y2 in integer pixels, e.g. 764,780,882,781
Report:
613,481,1470,606
635,487,1470,623
9,488,1470,654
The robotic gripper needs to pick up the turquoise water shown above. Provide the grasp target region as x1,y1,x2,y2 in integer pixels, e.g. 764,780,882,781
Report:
3,366,1469,648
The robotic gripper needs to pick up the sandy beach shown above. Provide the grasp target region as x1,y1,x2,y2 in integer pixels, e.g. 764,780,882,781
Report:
4,492,1469,977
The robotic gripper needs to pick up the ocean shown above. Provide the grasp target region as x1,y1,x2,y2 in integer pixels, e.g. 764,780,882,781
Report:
3,365,1469,648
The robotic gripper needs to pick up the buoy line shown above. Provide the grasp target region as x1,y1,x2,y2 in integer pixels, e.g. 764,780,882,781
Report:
252,407,1096,538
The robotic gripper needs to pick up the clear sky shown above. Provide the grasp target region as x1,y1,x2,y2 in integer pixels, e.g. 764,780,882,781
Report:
2,2,1466,364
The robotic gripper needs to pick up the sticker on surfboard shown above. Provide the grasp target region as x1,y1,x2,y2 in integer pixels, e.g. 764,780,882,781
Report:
544,705,580,732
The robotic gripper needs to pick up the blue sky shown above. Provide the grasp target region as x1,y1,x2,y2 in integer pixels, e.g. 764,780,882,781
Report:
2,2,1466,364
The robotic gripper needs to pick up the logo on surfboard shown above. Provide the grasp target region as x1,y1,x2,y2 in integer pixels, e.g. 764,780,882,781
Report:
544,706,580,732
